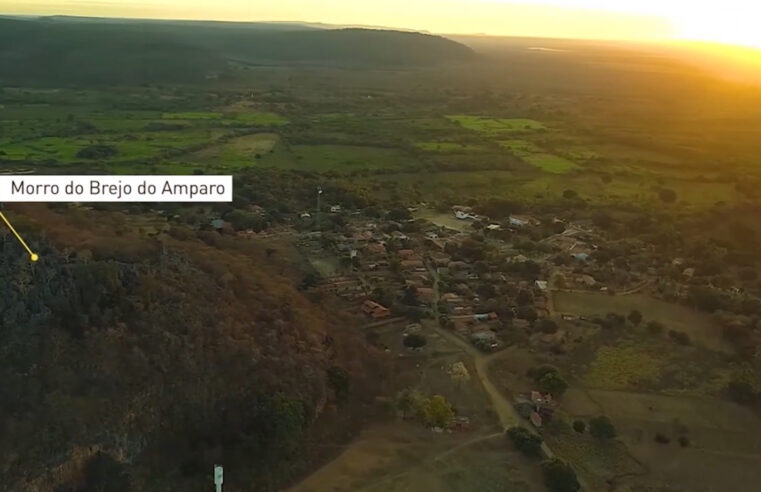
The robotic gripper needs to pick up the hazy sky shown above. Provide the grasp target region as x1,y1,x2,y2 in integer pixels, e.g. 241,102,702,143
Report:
2,0,761,47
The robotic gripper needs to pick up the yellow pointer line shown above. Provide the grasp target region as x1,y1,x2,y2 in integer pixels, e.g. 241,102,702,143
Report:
0,210,39,262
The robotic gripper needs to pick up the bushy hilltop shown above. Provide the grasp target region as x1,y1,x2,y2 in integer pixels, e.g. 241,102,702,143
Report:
0,205,386,491
0,17,475,85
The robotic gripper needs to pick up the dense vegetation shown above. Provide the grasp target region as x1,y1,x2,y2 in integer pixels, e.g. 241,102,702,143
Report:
0,207,386,491
0,17,474,85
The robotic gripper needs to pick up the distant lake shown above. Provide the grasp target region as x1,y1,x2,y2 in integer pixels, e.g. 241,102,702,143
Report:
528,47,569,53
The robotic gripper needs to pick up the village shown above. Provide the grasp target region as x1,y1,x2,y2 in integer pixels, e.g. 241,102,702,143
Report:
296,201,643,353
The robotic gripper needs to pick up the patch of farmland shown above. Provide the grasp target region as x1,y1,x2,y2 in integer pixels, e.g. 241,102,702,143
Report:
446,115,547,134
552,292,728,351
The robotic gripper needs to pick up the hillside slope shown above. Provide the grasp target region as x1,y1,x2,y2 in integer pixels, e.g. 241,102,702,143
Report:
0,17,475,85
0,205,386,491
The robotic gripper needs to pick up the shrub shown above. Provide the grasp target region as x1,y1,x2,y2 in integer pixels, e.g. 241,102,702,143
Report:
572,420,586,434
668,330,691,345
542,458,580,492
76,144,118,159
646,320,664,334
507,426,543,458
539,319,559,334
403,334,427,349
539,371,568,396
654,432,671,444
659,188,677,203
589,416,616,439
678,436,691,447
627,310,643,326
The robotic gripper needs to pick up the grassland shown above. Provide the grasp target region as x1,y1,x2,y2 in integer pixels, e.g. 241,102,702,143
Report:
187,133,279,169
414,142,485,153
0,99,289,171
255,144,421,173
584,345,663,390
564,389,761,492
553,292,728,351
446,116,546,134
500,139,579,173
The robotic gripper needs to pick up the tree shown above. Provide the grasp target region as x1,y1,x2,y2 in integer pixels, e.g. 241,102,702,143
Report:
403,334,427,349
589,416,616,439
422,395,454,428
517,306,538,323
387,206,411,221
507,426,543,458
572,420,586,434
326,366,350,403
646,320,664,334
659,188,677,203
668,330,691,346
726,379,756,404
539,319,559,334
562,189,578,200
627,310,643,326
80,452,131,492
539,371,568,396
396,389,427,419
654,432,671,444
542,458,580,492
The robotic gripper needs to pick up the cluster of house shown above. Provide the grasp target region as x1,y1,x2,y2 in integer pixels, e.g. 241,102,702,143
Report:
513,391,555,428
295,202,642,352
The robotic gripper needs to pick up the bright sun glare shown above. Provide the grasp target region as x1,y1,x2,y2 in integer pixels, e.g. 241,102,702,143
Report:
674,5,761,49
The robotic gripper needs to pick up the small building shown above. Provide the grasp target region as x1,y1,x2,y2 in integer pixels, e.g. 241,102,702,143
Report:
400,260,425,270
530,391,553,406
416,288,436,304
330,205,342,213
535,280,549,291
486,224,502,231
362,300,390,319
509,216,527,228
449,416,472,431
572,252,590,262
366,243,387,255
397,249,416,259
530,411,543,428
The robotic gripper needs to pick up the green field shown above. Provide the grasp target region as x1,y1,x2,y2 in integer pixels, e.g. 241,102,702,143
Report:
584,345,663,390
446,115,547,134
162,112,223,120
0,130,222,164
256,144,421,173
500,139,579,173
414,141,485,152
188,133,280,169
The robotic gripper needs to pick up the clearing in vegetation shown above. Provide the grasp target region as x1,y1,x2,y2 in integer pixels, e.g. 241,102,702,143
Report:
583,345,663,390
188,133,279,168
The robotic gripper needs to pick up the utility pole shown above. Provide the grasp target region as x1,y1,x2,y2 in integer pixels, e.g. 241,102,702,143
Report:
316,186,323,232
214,465,223,492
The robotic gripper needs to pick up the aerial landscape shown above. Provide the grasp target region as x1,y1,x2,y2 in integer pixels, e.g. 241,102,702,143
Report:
2,1,761,491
